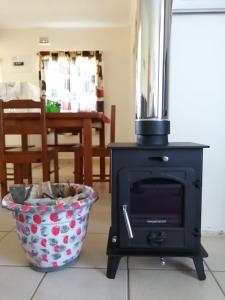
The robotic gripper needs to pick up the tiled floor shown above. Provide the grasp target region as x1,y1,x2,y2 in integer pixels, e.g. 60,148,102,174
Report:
0,161,225,299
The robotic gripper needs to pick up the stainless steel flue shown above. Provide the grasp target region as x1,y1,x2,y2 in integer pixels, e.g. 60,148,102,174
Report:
135,0,173,145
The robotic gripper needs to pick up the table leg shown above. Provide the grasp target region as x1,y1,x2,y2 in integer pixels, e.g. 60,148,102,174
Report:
14,164,23,183
21,134,32,183
99,123,105,180
83,119,92,186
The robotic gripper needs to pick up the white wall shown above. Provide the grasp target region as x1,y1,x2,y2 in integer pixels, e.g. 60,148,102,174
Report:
170,13,225,233
0,27,133,144
129,0,138,142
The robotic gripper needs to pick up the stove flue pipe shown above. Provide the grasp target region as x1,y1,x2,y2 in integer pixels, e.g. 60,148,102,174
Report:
135,0,173,145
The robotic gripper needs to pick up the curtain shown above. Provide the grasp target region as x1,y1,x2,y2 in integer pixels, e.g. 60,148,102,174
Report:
39,51,104,111
95,51,103,99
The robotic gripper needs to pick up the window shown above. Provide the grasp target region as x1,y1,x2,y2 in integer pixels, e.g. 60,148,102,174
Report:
39,51,104,112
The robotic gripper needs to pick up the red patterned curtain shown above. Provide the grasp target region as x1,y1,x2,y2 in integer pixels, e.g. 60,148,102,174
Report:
39,51,104,112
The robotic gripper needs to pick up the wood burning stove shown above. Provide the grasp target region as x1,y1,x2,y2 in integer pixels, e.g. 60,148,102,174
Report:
106,0,209,281
106,143,209,280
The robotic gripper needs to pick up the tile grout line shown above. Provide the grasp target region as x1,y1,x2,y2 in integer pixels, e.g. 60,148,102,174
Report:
30,273,47,300
127,267,202,272
0,264,28,268
87,232,109,235
67,266,129,272
0,231,11,241
0,265,127,271
204,260,225,297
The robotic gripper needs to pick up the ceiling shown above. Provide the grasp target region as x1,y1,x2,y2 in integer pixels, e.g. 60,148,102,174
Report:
0,0,131,29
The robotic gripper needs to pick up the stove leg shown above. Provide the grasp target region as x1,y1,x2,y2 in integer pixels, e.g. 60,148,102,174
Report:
193,256,206,281
106,255,121,279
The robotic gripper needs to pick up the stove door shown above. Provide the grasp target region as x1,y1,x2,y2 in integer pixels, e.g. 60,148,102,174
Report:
130,178,184,227
118,167,201,251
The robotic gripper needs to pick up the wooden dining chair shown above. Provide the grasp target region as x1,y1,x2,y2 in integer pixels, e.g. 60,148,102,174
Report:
47,127,82,178
0,98,58,198
5,135,36,183
74,105,116,185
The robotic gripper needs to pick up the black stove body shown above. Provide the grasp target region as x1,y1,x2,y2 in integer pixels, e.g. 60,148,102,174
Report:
106,0,209,282
106,142,209,280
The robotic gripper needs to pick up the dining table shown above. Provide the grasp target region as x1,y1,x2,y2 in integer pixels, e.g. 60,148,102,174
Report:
4,111,109,187
46,111,108,186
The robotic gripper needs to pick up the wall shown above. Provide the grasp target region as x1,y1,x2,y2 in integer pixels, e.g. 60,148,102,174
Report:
170,13,225,233
129,0,138,139
0,27,133,145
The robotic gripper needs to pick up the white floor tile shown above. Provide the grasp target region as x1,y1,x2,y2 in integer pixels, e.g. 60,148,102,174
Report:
213,272,225,295
0,266,43,300
0,232,28,266
0,207,16,231
0,232,9,240
203,236,225,271
93,182,111,199
71,233,127,269
128,256,208,271
33,268,127,300
129,270,225,300
87,197,111,234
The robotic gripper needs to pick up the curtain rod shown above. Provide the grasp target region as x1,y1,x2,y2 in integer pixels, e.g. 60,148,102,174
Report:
37,50,102,55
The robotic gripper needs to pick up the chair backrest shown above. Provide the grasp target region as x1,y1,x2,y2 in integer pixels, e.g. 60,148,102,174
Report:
0,98,48,154
110,105,116,143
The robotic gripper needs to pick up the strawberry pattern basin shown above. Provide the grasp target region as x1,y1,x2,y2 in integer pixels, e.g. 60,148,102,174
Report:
2,183,98,272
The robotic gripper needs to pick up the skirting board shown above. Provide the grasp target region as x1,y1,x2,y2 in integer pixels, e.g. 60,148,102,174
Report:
202,230,225,237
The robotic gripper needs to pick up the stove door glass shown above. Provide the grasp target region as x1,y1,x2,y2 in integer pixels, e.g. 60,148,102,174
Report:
130,178,184,227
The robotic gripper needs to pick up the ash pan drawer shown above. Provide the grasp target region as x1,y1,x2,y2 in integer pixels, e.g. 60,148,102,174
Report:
121,228,185,249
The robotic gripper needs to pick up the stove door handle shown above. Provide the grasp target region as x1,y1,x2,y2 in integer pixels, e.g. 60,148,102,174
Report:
122,205,134,239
